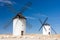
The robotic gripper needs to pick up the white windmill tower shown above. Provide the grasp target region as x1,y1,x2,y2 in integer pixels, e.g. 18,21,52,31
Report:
39,17,57,35
13,13,26,36
43,23,51,35
4,1,32,36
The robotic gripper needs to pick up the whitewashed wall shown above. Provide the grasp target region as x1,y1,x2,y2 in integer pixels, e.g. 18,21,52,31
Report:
13,18,26,36
43,25,51,35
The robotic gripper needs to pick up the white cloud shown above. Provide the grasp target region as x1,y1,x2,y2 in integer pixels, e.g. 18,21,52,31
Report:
3,1,13,4
0,0,16,6
33,13,48,18
26,16,36,20
0,0,12,4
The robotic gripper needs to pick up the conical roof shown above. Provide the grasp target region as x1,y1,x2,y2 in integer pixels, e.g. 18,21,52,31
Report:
14,13,26,19
44,23,50,26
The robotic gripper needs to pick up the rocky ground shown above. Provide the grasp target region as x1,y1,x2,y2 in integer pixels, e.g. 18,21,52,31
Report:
0,34,60,40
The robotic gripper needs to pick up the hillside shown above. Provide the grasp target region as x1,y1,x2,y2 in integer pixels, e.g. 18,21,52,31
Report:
0,34,60,40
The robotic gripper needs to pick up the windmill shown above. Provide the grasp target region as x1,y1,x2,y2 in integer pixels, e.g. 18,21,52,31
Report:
39,17,57,35
3,1,32,36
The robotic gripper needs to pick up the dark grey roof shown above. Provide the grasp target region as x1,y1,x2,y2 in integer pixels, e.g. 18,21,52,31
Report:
14,13,26,19
44,23,50,26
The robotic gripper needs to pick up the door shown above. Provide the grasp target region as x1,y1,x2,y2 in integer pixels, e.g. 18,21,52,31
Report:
21,31,24,35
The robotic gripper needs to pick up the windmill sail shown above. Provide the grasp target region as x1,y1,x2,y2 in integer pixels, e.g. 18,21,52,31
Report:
4,18,13,29
19,1,32,13
4,3,17,14
39,17,48,31
3,15,17,29
26,20,32,29
3,1,32,29
51,27,57,34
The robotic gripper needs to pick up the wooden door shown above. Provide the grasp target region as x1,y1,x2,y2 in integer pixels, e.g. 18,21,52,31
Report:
21,31,24,35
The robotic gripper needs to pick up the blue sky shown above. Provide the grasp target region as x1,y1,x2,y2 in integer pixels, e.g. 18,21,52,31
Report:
0,0,60,34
